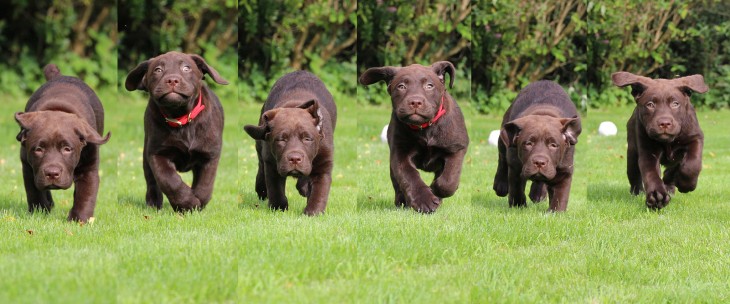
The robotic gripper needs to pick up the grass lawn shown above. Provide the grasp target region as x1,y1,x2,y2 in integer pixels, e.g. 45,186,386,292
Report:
1,82,729,303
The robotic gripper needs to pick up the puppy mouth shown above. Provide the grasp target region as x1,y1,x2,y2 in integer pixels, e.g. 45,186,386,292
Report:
649,130,677,142
399,113,431,125
160,91,190,101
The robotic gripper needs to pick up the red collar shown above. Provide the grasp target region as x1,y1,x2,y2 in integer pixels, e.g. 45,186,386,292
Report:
408,95,447,130
162,91,205,127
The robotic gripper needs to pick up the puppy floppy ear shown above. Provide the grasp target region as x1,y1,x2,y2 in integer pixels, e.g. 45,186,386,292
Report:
125,60,150,91
431,61,456,89
190,54,229,85
297,99,323,134
74,119,110,146
612,71,654,99
244,109,279,140
359,66,400,87
500,121,523,147
673,74,709,97
14,112,33,142
560,116,581,145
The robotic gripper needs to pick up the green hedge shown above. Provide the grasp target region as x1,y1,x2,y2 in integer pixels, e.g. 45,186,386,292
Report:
357,0,472,105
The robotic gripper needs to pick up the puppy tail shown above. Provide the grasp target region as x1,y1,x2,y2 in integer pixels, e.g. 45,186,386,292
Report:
43,64,62,81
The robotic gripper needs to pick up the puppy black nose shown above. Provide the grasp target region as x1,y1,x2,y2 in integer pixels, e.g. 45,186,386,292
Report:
288,153,303,165
658,118,673,129
408,99,424,109
533,157,548,169
44,167,62,180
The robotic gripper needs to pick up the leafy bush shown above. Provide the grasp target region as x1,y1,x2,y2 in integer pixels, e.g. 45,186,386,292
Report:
472,0,730,112
357,0,471,105
239,0,356,103
0,1,117,97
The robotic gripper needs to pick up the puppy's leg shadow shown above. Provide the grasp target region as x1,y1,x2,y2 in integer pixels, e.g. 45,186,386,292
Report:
357,193,400,212
471,190,511,211
587,182,639,205
238,192,267,211
117,194,160,211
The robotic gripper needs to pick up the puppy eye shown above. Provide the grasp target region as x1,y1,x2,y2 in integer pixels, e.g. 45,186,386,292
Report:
154,67,163,73
646,101,655,109
397,84,406,90
33,147,44,154
524,141,533,147
303,137,313,142
181,66,191,72
671,100,680,108
549,143,559,149
62,146,72,154
424,83,434,90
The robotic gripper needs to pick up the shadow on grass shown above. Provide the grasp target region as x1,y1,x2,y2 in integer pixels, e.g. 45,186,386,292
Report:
357,194,405,213
238,192,267,211
0,195,29,217
117,194,161,211
587,182,635,203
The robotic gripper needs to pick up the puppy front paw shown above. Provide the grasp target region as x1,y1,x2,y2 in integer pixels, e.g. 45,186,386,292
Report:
508,193,527,208
493,180,509,197
170,195,202,212
645,186,670,209
409,190,440,214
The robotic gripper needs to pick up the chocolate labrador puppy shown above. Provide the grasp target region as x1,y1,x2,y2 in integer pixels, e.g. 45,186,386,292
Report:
360,62,469,213
612,72,708,209
244,71,336,215
125,52,228,211
493,81,581,211
15,64,110,222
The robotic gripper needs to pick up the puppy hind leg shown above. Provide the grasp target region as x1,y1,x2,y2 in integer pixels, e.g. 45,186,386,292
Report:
143,157,163,209
296,176,312,197
254,160,267,200
662,166,678,195
493,141,509,197
390,167,406,207
22,162,54,212
528,181,548,203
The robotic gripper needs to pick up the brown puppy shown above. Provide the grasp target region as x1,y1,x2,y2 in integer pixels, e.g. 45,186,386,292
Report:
244,71,336,215
612,72,708,209
125,52,228,211
15,64,111,222
493,81,581,211
360,62,469,213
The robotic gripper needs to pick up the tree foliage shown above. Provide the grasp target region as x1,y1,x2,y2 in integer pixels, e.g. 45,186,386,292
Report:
239,0,357,103
0,1,117,96
357,0,471,104
473,0,730,113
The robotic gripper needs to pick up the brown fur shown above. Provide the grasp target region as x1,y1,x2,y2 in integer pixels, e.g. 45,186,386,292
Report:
15,64,110,222
244,71,336,215
360,62,469,213
493,81,581,211
125,52,228,211
612,71,708,209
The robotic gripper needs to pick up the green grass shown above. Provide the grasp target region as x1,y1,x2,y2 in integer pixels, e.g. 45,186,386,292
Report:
1,83,730,303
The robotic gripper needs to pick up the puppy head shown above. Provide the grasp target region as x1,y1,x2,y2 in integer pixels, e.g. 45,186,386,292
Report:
15,111,110,190
360,61,455,126
125,51,228,110
244,100,323,177
501,115,580,180
612,71,708,142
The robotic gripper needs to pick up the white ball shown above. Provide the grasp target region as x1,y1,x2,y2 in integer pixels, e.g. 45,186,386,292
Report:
488,130,501,146
598,121,618,136
380,124,389,143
